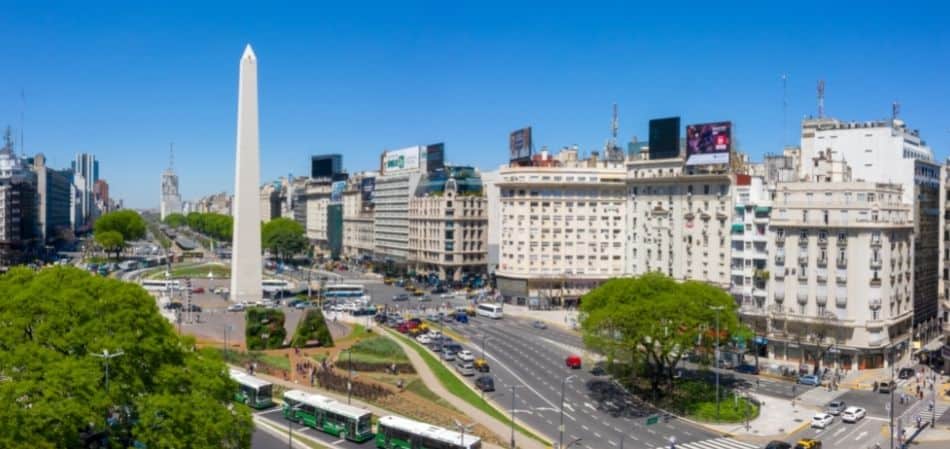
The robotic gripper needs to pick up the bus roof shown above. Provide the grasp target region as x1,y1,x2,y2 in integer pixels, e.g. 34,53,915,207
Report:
282,390,371,420
378,415,481,447
323,284,364,290
230,370,272,389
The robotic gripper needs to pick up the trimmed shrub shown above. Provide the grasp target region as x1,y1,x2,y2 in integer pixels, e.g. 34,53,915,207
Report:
290,309,334,348
245,307,287,350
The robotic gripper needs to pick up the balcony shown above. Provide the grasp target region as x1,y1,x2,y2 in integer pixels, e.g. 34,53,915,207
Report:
818,237,828,247
817,256,827,267
870,258,882,269
776,233,786,245
774,269,785,280
753,288,767,298
775,255,785,265
871,235,882,247
774,291,785,302
817,271,828,283
797,292,808,304
836,258,848,268
836,296,847,308
798,270,808,281
869,297,882,309
837,238,848,247
836,273,847,284
870,277,882,287
798,254,809,264
816,295,828,306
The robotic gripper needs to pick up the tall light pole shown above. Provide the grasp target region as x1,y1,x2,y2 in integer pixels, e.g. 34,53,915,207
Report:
453,419,475,448
508,384,523,449
91,349,125,393
710,305,724,421
559,374,576,449
888,348,895,449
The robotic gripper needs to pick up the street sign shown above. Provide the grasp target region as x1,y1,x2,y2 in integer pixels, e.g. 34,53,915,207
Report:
646,415,660,426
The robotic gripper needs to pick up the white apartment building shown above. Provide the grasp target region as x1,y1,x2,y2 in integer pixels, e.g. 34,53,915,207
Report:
731,175,772,320
373,147,425,265
496,156,626,306
626,158,734,288
304,181,331,245
938,162,950,373
408,169,487,283
766,153,913,371
343,173,376,261
481,168,503,274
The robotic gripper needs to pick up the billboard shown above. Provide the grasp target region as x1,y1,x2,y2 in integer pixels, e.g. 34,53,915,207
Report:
311,154,342,179
330,180,345,205
685,121,732,166
383,146,421,174
648,117,681,160
426,143,445,173
360,177,376,203
509,127,532,162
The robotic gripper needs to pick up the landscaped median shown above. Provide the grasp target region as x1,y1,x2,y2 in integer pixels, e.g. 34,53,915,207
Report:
385,328,551,447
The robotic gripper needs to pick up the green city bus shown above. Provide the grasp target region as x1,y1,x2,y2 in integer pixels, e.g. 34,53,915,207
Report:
229,370,275,409
376,415,482,449
282,390,374,443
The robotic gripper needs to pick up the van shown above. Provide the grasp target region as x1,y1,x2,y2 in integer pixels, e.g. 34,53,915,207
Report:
455,360,475,376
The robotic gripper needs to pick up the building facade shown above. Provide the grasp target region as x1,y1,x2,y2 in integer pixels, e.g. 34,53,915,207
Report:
0,144,39,265
408,167,488,283
195,192,232,215
29,153,74,245
496,154,626,306
731,175,772,323
72,152,99,228
766,154,913,371
342,173,376,261
373,170,423,265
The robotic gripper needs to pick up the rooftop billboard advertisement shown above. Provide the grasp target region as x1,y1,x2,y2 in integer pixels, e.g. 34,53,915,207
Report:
685,121,732,166
383,146,422,174
509,127,532,162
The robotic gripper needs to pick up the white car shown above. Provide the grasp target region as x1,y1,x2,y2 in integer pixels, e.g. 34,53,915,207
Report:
841,406,866,423
416,334,432,344
457,350,475,361
226,303,246,312
811,412,834,429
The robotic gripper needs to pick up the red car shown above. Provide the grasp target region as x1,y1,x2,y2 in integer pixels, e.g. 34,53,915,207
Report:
191,287,205,294
565,355,582,369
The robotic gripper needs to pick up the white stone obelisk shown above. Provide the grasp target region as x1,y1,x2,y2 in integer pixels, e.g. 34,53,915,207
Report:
230,44,263,303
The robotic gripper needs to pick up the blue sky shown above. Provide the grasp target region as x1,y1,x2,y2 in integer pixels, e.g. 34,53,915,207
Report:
0,1,947,208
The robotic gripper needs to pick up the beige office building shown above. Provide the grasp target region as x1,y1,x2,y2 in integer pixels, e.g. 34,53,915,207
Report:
766,153,913,370
342,173,376,261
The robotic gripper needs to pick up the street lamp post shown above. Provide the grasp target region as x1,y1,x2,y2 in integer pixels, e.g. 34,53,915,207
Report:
888,348,895,449
508,384,523,449
91,349,125,393
710,305,724,421
559,374,576,449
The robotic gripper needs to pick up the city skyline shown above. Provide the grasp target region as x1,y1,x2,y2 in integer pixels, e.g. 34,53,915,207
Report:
0,1,948,208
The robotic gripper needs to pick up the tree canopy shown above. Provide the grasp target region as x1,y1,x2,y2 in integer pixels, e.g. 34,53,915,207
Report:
0,267,252,449
186,212,233,241
94,210,146,242
580,273,743,395
95,230,125,259
162,213,187,228
262,218,307,260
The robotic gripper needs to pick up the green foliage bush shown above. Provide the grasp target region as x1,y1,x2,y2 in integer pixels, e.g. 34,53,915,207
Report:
186,212,233,241
245,307,287,350
290,309,334,348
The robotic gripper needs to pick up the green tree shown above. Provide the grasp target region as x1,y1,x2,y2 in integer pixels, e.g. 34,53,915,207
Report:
290,309,334,348
186,212,233,241
94,210,146,241
0,267,252,449
261,218,307,261
163,213,187,228
245,307,286,350
95,230,125,259
580,273,743,396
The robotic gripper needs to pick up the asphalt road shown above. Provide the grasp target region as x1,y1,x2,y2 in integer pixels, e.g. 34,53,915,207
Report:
255,408,371,449
436,315,762,449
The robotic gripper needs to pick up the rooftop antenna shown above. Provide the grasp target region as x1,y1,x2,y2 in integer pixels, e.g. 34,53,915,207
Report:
892,101,900,120
19,89,25,156
781,73,788,147
168,142,174,170
611,103,618,143
817,79,825,119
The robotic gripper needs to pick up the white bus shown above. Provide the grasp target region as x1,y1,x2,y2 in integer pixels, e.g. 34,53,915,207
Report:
282,390,374,442
323,284,367,299
140,279,180,292
229,370,274,409
262,279,292,294
476,303,503,319
376,415,481,449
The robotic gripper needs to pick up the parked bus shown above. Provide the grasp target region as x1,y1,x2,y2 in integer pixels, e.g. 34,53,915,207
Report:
376,415,481,449
229,370,274,409
140,279,180,292
476,303,503,319
261,279,292,295
282,390,373,442
322,284,367,299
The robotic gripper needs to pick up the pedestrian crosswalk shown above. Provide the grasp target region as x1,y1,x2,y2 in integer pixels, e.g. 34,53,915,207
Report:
918,402,948,423
654,437,758,449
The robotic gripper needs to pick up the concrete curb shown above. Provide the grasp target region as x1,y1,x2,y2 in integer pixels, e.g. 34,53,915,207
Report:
254,415,335,449
382,328,552,449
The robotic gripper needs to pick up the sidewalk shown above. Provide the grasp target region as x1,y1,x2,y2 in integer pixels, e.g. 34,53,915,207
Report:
502,305,580,333
703,391,818,442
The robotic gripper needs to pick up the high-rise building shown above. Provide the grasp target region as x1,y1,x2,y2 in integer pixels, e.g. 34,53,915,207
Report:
94,179,110,214
408,167,487,284
260,182,282,223
29,153,74,245
766,151,913,370
731,174,773,334
374,146,427,266
342,172,377,261
937,163,950,374
481,168,504,275
496,150,627,306
0,138,39,265
160,147,182,220
72,152,99,227
799,117,942,346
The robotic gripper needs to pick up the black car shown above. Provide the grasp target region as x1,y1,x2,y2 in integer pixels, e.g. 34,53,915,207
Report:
735,364,760,375
393,294,410,302
898,367,915,380
183,304,202,313
764,441,791,449
475,375,495,392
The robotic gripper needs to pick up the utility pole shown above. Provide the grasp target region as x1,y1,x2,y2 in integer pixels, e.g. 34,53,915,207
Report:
509,384,517,449
711,305,724,421
889,348,895,449
559,375,576,449
91,349,125,393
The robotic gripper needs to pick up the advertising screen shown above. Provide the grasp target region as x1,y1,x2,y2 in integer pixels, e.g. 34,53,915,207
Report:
685,121,732,166
648,117,681,160
311,154,341,179
509,127,533,162
360,177,375,203
383,146,421,174
329,181,345,205
426,143,445,173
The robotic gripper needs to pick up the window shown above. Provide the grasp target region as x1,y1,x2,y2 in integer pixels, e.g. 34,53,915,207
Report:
704,185,710,195
799,230,808,240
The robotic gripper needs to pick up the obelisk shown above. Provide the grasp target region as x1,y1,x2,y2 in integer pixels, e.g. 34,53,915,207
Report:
230,44,263,303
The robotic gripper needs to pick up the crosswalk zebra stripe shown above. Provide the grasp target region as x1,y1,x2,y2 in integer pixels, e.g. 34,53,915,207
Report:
655,437,758,449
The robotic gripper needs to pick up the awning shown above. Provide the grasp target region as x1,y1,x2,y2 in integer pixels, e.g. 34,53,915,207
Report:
734,205,746,212
755,206,772,213
731,224,745,232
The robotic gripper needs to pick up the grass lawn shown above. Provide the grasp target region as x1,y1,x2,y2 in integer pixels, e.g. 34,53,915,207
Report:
388,329,550,446
673,379,760,423
258,353,291,371
349,336,409,364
